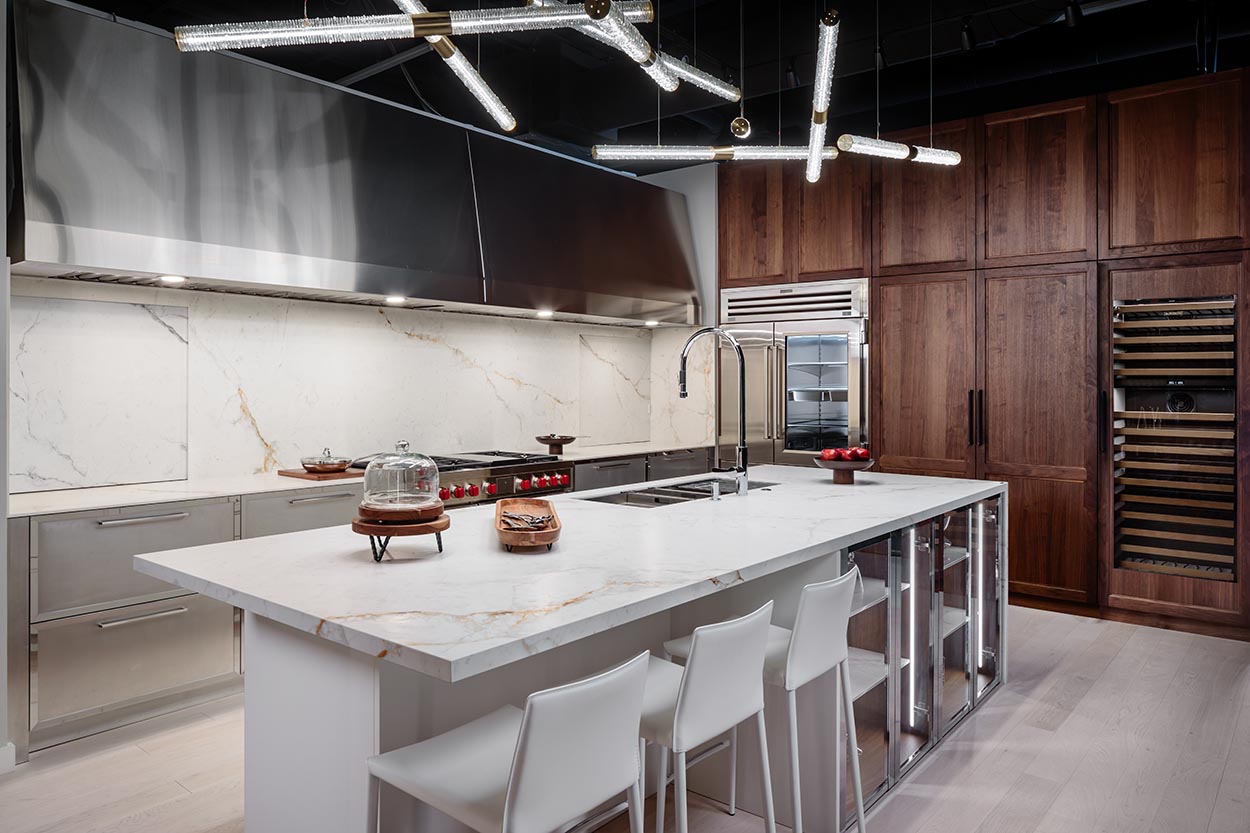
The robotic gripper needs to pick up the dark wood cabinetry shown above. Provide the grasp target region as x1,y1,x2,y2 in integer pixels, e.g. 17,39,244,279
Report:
874,120,976,276
980,264,1099,602
979,97,1097,267
790,156,873,282
871,272,977,478
1100,71,1247,259
718,162,786,287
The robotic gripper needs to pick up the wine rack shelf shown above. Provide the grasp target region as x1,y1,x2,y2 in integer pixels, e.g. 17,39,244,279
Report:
1111,296,1237,583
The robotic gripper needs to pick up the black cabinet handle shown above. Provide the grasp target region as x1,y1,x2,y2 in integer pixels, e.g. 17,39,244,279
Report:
1099,391,1108,454
968,390,975,446
977,389,986,448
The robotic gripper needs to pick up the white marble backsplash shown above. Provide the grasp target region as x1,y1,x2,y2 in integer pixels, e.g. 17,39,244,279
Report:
9,295,189,492
9,277,714,491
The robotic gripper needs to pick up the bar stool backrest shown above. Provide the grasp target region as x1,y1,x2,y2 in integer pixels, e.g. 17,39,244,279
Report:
784,566,859,691
673,601,775,753
503,651,650,833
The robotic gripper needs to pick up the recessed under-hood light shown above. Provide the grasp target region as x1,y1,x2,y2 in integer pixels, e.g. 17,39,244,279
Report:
536,309,555,318
645,320,660,327
385,296,406,305
158,275,187,285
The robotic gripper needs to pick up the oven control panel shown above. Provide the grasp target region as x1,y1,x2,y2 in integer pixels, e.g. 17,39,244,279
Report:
438,464,574,508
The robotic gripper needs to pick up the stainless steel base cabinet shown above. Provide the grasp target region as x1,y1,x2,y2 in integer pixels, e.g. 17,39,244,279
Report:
241,483,364,538
573,457,647,491
645,448,712,481
29,595,241,751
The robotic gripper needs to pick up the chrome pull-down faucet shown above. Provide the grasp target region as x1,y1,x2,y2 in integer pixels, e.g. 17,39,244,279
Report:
680,327,749,497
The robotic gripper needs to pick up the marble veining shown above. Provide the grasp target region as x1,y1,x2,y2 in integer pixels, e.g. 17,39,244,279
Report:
135,467,1006,682
11,276,715,489
9,294,189,492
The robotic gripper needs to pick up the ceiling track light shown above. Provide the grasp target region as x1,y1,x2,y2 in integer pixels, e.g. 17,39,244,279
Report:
174,4,654,53
960,17,976,51
806,9,840,183
393,0,516,131
1065,1,1083,28
592,145,838,162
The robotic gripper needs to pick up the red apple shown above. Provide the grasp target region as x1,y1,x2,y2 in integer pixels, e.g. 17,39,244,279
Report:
820,448,837,461
853,447,871,460
835,448,853,461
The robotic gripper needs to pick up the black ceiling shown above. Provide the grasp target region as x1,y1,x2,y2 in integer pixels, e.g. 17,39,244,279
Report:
67,0,1250,167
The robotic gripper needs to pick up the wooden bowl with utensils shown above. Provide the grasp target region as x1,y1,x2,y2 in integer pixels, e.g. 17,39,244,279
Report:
495,498,561,552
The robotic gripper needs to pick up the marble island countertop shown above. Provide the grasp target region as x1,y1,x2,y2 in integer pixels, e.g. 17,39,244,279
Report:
134,466,1005,683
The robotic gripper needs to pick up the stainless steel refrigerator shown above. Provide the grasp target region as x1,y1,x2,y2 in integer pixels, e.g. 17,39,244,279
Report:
717,279,868,467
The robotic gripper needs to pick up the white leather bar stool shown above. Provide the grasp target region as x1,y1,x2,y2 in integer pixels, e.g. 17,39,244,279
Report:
365,650,650,833
642,601,778,833
662,568,867,833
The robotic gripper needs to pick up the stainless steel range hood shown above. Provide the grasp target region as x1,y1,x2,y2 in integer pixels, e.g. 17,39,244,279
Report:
8,0,702,326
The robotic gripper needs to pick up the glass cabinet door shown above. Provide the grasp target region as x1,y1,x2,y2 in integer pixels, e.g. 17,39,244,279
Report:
937,510,974,734
841,533,894,817
782,332,851,453
897,520,936,774
974,497,1003,699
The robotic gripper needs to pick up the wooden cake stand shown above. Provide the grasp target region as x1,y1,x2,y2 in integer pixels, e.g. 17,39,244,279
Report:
352,503,450,562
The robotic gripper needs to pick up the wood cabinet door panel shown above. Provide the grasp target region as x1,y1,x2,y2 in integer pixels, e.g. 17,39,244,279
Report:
791,156,871,281
872,272,976,475
1101,71,1246,258
1003,476,1096,602
874,120,976,275
980,98,1096,266
719,162,787,286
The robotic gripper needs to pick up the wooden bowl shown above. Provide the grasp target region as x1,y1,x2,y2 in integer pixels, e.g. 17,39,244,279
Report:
495,498,561,552
537,435,577,454
813,456,875,484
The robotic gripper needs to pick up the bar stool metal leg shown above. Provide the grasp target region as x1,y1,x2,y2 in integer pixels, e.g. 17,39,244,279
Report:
656,745,670,833
840,660,867,833
755,710,778,833
365,773,380,833
675,750,690,833
728,724,738,815
834,669,844,832
627,778,644,833
786,689,803,833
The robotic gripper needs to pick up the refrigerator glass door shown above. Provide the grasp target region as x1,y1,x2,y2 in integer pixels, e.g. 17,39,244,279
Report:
718,326,777,468
775,320,864,466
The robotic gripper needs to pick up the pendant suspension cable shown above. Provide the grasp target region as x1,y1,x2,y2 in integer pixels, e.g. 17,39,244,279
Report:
929,0,934,146
777,0,782,146
875,0,881,138
739,0,746,120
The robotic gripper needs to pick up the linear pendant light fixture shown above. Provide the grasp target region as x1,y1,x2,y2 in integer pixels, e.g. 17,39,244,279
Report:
593,145,838,161
806,8,841,183
528,0,739,101
584,0,678,91
393,0,515,132
174,3,654,53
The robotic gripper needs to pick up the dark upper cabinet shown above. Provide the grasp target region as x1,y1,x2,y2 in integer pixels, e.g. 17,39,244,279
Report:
719,162,787,287
1100,70,1247,259
979,97,1097,268
790,155,873,282
873,119,977,276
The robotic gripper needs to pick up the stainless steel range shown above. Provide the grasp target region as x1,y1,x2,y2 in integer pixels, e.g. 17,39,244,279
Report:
353,451,573,508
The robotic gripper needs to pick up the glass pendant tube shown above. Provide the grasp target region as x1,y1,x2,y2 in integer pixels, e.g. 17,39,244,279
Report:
175,5,617,53
393,0,516,132
910,144,962,166
836,134,911,159
658,54,742,101
806,10,840,183
592,145,837,161
585,1,679,90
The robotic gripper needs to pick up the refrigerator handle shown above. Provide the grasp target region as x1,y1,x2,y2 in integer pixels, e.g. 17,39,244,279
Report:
765,344,775,440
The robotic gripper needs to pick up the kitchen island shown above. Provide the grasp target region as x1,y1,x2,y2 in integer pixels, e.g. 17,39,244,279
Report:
135,466,1007,833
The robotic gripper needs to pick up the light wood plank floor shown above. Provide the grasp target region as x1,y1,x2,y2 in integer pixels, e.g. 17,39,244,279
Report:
2,605,1248,833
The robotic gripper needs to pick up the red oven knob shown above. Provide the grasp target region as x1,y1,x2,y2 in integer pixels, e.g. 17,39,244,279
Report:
467,484,481,497
558,473,571,487
438,487,450,501
536,475,550,488
453,485,466,499
485,482,499,496
518,478,532,491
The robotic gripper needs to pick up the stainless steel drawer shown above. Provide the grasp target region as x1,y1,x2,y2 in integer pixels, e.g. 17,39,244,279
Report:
573,457,648,491
30,594,240,750
646,448,712,481
31,497,238,622
241,483,363,539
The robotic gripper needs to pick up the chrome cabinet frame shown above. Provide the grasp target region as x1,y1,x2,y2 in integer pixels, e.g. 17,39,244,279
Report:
8,518,31,763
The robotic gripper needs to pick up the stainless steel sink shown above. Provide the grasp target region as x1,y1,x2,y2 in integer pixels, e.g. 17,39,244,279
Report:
580,478,777,509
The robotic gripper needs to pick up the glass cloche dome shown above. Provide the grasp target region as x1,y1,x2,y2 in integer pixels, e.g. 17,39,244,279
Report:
361,440,441,512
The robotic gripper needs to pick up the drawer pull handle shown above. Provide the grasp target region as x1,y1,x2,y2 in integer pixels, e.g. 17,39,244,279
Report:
593,461,635,470
288,492,357,505
97,512,190,528
97,606,189,629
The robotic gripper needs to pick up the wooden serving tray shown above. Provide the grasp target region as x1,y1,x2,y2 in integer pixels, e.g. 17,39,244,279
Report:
495,498,561,552
356,502,445,522
278,468,363,481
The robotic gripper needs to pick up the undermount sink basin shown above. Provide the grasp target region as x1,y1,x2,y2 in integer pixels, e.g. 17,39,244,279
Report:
579,478,777,509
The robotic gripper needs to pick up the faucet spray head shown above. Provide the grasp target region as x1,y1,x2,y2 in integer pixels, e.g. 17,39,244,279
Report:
678,367,688,398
